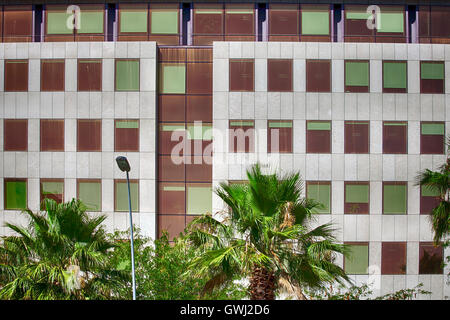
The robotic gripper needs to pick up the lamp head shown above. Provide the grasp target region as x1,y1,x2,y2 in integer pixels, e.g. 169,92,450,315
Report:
116,156,131,172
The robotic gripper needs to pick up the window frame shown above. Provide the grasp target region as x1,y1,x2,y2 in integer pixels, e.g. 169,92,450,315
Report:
382,121,408,154
77,179,102,212
344,60,370,93
306,120,332,154
382,181,408,215
382,60,407,93
4,119,28,152
4,178,27,210
4,59,29,92
344,181,370,214
306,181,332,214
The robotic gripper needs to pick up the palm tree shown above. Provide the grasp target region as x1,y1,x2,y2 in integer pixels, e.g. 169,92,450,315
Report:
185,164,350,300
0,199,128,300
416,135,450,245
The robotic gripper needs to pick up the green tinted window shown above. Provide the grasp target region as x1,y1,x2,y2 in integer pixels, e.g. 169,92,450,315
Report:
307,183,331,214
47,12,73,35
421,187,440,197
120,11,148,33
346,184,369,203
421,63,444,80
383,184,407,214
345,244,369,274
187,185,212,215
78,181,101,211
345,61,369,87
116,181,139,212
307,122,331,131
42,181,64,197
151,11,178,34
187,124,213,140
383,62,407,89
301,11,329,35
421,123,444,135
378,12,404,33
116,60,140,91
78,11,104,34
160,64,186,94
5,180,27,210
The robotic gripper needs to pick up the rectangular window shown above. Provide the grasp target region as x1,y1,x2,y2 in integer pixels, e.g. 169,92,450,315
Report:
418,6,450,44
344,60,369,92
344,5,375,42
383,182,407,215
45,5,74,42
383,61,407,93
115,120,139,152
376,5,405,43
75,4,105,41
419,242,443,274
186,183,212,215
268,120,293,153
149,4,180,45
345,121,369,154
229,59,254,92
344,242,369,274
267,59,293,92
383,121,407,154
306,181,331,214
421,122,445,155
420,186,441,215
40,179,64,205
4,179,27,210
420,61,445,94
159,95,185,122
4,119,28,151
158,215,186,240
77,179,101,211
4,60,28,92
78,59,102,91
186,155,212,182
306,121,331,153
115,180,139,212
158,182,186,214
158,155,185,182
159,123,186,155
345,182,369,214
186,95,213,123
41,60,65,91
160,63,186,94
300,4,330,41
306,60,331,92
186,123,213,156
268,4,299,41
381,242,407,275
77,119,101,152
193,4,224,45
229,120,255,153
3,5,33,42
186,63,212,94
118,4,149,41
40,119,64,152
225,4,255,41
115,59,140,91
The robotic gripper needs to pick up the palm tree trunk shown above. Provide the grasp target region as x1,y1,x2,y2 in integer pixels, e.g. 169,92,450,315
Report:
249,266,276,300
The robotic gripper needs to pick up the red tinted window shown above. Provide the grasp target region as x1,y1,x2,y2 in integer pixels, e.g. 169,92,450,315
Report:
114,120,139,152
41,60,65,92
158,215,186,240
344,5,375,43
4,60,28,92
158,182,186,214
186,63,212,95
229,59,254,92
421,122,445,155
225,4,255,41
159,123,186,156
381,242,407,274
419,6,450,44
420,185,441,215
229,120,255,153
345,121,369,154
78,59,102,91
268,120,293,153
186,155,212,182
159,95,185,122
383,122,407,154
419,242,443,274
306,60,331,92
306,121,331,153
186,95,212,123
193,4,224,45
344,181,369,214
420,61,445,94
158,155,185,182
268,4,299,41
77,120,101,152
40,119,64,151
3,5,33,42
4,119,28,151
267,59,293,92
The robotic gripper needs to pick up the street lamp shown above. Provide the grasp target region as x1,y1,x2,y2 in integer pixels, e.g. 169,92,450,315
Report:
115,156,136,300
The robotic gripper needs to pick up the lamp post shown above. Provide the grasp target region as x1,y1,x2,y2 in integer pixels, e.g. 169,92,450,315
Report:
115,156,136,300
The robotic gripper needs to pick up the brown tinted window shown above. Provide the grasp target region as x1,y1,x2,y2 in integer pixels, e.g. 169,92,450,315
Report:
40,179,64,206
186,155,212,182
268,59,293,92
229,120,255,153
268,120,293,153
381,242,407,275
3,5,33,42
306,121,331,153
75,4,105,42
420,61,444,94
41,60,65,92
158,215,186,240
419,6,450,44
78,59,102,91
186,96,212,122
77,120,101,152
344,182,369,214
4,119,28,151
268,4,299,41
344,5,375,43
158,182,186,214
159,123,186,155
40,119,64,151
225,4,255,41
115,120,139,152
375,5,406,43
158,155,185,182
419,242,443,274
229,59,254,92
420,185,441,215
159,95,185,122
4,60,28,92
421,122,445,155
186,63,212,94
193,4,224,45
345,121,369,154
306,60,331,92
383,122,407,154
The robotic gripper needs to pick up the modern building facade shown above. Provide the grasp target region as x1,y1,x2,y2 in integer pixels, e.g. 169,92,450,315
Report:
0,1,449,299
